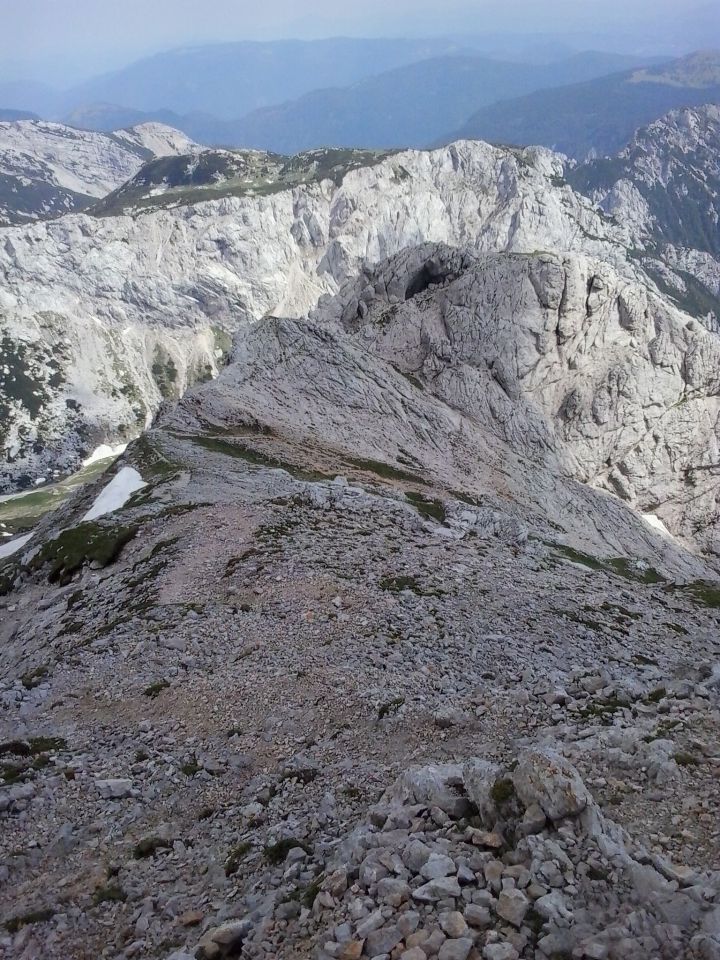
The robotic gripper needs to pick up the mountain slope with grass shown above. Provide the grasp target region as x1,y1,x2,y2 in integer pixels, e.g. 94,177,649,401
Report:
215,50,657,153
0,120,199,226
449,50,720,159
0,240,719,960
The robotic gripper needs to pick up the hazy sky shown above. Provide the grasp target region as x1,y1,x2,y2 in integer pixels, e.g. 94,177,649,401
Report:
1,0,716,84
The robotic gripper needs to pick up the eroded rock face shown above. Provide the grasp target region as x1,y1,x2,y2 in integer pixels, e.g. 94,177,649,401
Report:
166,244,719,566
569,104,720,331
0,139,634,488
571,105,720,258
319,245,720,558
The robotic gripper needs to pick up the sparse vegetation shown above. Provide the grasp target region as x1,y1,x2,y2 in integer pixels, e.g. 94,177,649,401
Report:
225,841,252,875
30,522,138,585
263,838,312,865
20,666,49,690
132,837,171,859
180,756,202,777
490,777,516,808
93,883,127,905
4,908,56,933
405,491,447,524
377,696,405,719
143,679,170,698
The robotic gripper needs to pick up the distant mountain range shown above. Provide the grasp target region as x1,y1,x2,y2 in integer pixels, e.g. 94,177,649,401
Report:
449,50,720,158
62,50,657,152
58,38,472,120
211,51,655,154
0,42,719,163
0,38,662,155
0,109,38,122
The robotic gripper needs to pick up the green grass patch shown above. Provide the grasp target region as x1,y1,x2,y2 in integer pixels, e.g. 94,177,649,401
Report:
377,696,405,720
180,756,202,777
673,751,699,767
341,454,422,484
677,581,720,609
93,884,126,905
551,544,665,584
577,693,630,723
264,838,311,865
225,841,252,876
490,777,516,809
405,491,447,524
645,687,667,704
185,434,332,483
143,680,170,699
4,908,56,933
379,574,446,597
30,522,138,585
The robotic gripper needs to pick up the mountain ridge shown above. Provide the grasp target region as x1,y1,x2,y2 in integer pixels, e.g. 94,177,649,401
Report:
0,138,639,491
0,120,200,226
129,50,659,153
448,50,720,159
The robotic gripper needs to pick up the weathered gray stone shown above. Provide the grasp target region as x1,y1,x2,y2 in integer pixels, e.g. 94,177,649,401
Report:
496,889,530,927
512,750,590,821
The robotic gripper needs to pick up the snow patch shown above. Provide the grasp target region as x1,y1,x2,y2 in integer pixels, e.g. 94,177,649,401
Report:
643,514,673,538
82,443,127,468
0,532,32,559
82,467,146,522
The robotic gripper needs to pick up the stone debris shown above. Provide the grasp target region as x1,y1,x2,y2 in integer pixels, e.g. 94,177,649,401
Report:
0,219,719,960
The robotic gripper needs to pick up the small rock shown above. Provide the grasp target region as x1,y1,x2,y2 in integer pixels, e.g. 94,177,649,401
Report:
439,912,469,938
438,939,473,960
421,854,456,880
95,778,133,799
464,904,491,928
339,942,364,960
365,924,403,957
496,889,529,927
483,945,519,960
377,877,411,906
413,876,462,902
401,950,427,960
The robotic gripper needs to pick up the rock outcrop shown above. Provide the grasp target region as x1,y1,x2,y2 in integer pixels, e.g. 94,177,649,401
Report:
0,137,650,489
163,244,719,565
569,104,720,329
